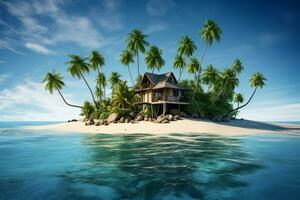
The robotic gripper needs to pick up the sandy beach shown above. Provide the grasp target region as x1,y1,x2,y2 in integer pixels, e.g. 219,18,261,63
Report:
23,119,300,136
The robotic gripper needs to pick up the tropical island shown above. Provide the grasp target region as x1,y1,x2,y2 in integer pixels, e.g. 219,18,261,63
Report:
30,19,298,135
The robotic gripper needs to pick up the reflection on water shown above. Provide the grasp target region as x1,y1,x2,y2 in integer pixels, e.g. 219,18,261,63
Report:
0,128,300,200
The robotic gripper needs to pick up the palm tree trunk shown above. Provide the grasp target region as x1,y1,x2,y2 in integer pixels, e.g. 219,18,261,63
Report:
192,44,208,101
137,50,141,86
151,68,154,73
96,67,102,101
234,103,239,118
127,65,134,87
178,55,186,82
57,89,82,109
229,87,257,114
79,71,98,107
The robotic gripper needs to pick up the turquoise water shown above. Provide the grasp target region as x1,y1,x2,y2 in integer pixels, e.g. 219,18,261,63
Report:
0,122,300,200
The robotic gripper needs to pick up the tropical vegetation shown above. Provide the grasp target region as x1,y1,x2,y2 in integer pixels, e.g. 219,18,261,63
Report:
42,20,266,122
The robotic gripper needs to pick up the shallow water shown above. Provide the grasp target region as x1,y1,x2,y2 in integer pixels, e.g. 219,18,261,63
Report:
0,122,300,200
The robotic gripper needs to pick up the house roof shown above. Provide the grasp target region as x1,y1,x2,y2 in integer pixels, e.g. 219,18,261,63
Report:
144,72,174,85
137,72,188,91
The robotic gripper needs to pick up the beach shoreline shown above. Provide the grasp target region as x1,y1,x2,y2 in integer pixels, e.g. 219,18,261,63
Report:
22,119,300,136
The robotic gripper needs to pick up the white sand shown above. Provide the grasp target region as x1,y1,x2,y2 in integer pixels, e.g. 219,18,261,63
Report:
23,119,300,136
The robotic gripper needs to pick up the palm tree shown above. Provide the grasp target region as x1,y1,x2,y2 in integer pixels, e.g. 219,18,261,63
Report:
145,46,165,73
109,72,122,94
89,50,105,100
218,68,239,96
187,57,200,80
229,72,266,114
176,36,197,81
173,55,185,80
42,71,82,109
193,20,222,100
231,59,244,75
95,72,107,99
66,54,97,107
120,50,135,86
112,81,135,109
233,93,244,118
202,65,219,92
126,29,149,85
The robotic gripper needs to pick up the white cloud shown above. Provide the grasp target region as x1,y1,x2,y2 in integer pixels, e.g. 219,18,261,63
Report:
0,74,9,84
1,0,120,54
145,22,169,34
147,0,175,16
97,0,123,31
25,42,55,55
0,80,80,121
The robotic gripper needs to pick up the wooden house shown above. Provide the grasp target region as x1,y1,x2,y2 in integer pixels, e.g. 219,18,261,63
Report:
135,72,189,115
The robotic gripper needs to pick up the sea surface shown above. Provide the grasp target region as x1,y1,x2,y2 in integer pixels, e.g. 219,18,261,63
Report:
0,121,300,200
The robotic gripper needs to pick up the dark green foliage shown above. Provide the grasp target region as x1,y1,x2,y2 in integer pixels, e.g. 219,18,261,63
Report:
80,101,95,119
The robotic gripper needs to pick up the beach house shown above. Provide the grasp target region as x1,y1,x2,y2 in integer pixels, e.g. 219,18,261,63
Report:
135,72,189,115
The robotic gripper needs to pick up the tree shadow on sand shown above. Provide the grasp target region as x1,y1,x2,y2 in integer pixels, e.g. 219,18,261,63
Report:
59,133,264,199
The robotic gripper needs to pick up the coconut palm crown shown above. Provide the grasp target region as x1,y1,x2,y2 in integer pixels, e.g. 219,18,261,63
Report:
126,29,149,82
202,65,219,92
42,71,82,109
120,50,135,86
231,59,244,75
199,19,222,46
145,46,165,73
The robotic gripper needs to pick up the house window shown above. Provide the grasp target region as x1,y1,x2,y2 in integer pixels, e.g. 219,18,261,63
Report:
153,91,161,97
173,90,179,96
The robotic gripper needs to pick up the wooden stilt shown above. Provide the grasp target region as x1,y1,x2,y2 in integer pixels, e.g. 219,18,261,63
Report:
162,103,166,115
151,104,154,118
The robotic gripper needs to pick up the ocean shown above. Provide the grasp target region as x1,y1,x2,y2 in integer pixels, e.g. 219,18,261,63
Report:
0,121,299,200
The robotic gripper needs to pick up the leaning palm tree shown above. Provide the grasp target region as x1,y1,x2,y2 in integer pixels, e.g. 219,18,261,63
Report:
173,55,185,80
193,20,222,100
109,72,122,94
231,59,244,75
202,65,219,92
187,57,200,80
126,29,149,85
233,93,244,118
89,50,105,100
120,50,135,86
145,46,165,73
176,36,197,81
42,71,82,109
229,72,266,114
95,72,107,100
66,54,97,107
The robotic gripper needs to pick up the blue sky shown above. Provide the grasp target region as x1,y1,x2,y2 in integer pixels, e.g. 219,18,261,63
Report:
0,0,299,121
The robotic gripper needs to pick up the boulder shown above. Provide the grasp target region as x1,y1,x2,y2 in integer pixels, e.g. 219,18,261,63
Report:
191,113,199,118
179,111,187,118
136,114,144,121
222,116,230,122
107,113,119,123
148,117,152,122
174,115,181,120
155,115,165,123
70,119,78,122
102,120,109,125
161,119,169,123
120,117,125,123
169,109,180,116
144,117,148,121
129,112,136,118
86,118,95,125
95,121,101,126
168,114,174,121
212,115,222,122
